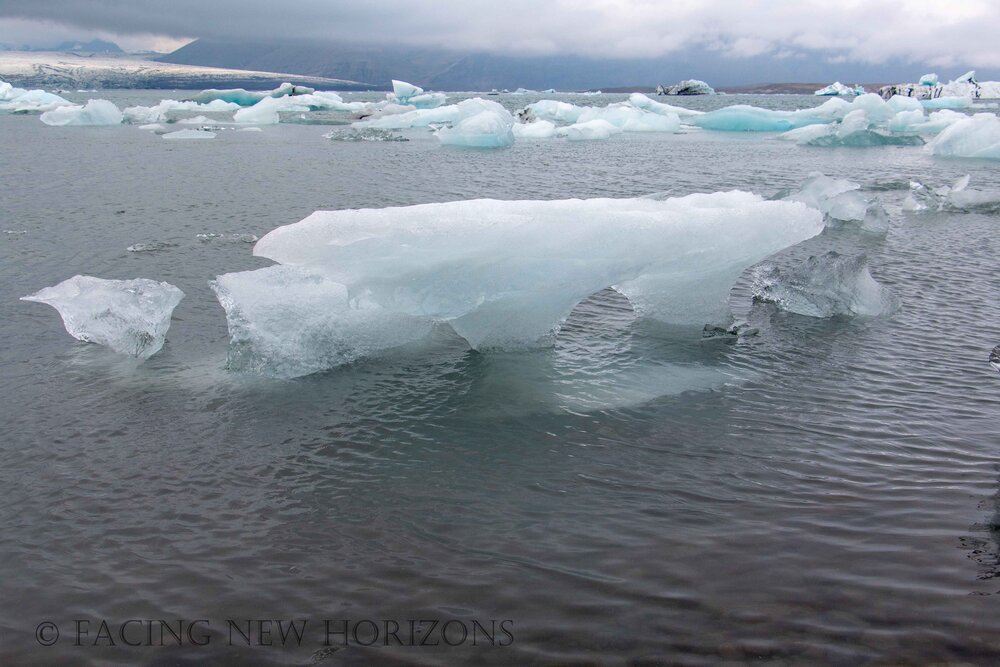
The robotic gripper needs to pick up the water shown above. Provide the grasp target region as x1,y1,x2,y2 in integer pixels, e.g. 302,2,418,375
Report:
2,91,999,665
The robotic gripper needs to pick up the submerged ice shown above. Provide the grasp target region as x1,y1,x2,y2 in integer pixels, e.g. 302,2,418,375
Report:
213,193,824,377
752,252,895,318
21,276,184,359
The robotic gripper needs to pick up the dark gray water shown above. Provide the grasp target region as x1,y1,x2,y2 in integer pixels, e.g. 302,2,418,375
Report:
2,91,999,665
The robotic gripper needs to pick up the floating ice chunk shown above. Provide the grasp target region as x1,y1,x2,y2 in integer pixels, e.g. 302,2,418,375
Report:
512,119,557,139
922,96,973,110
752,252,895,318
780,109,924,147
919,73,939,86
391,80,422,100
191,83,314,106
178,115,216,125
521,100,585,123
814,82,862,96
990,345,1000,373
138,123,167,131
437,109,515,148
21,276,184,358
122,99,239,124
575,103,680,132
783,173,889,233
659,79,715,95
558,119,621,140
386,81,447,109
163,129,216,140
244,192,823,364
627,93,704,120
210,265,434,378
0,89,72,113
39,99,123,126
904,175,1000,212
887,109,927,132
0,79,26,101
355,97,508,129
886,95,924,113
692,105,829,132
324,128,408,141
925,113,1000,159
237,126,263,132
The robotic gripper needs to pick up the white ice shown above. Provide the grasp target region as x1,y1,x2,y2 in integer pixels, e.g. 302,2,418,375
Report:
0,88,72,113
782,172,889,233
191,83,314,106
39,99,123,126
123,99,240,124
355,97,508,129
512,119,557,139
212,192,824,377
559,118,621,140
925,113,1000,159
21,275,184,359
627,93,704,120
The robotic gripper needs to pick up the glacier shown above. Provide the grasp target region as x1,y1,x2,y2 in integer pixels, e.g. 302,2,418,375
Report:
21,276,184,359
212,193,824,377
752,252,895,318
39,99,123,126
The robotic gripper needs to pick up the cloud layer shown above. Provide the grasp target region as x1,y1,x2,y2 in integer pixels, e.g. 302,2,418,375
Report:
1,0,999,67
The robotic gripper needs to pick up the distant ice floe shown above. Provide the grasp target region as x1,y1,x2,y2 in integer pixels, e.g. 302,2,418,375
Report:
190,82,315,106
814,82,865,96
163,129,216,140
211,192,823,377
752,251,896,318
123,99,240,124
878,70,1000,102
21,276,184,359
39,99,123,126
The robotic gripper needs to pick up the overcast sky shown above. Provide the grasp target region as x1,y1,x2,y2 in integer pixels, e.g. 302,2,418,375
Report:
0,0,998,68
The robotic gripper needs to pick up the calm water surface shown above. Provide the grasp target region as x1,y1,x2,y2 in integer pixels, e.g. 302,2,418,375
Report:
1,91,999,665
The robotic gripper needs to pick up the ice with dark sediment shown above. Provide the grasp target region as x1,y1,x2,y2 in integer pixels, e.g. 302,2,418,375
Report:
211,192,824,377
781,172,889,234
752,252,896,318
324,128,408,142
990,345,1000,373
20,276,184,359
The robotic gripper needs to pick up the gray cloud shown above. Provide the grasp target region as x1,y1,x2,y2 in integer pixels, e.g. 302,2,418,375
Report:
1,0,999,67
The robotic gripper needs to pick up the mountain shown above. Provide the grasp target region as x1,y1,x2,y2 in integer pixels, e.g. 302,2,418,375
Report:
157,39,1000,91
52,39,123,54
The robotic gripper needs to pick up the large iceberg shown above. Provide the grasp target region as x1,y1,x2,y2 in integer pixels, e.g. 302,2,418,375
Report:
21,276,184,359
657,79,715,95
692,104,831,132
925,113,1000,159
213,193,824,377
752,252,895,318
39,99,123,126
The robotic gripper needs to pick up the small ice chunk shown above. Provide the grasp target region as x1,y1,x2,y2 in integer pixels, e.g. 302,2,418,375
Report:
990,345,1000,373
752,252,894,318
783,173,889,233
163,129,216,140
39,99,123,126
210,265,434,378
21,276,184,358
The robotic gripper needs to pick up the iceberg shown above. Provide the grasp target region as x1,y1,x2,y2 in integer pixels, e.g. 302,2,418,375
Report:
387,80,447,109
191,82,315,106
0,88,72,113
123,99,240,124
21,275,184,359
782,172,889,233
211,192,824,377
814,82,864,96
925,113,1000,159
39,99,123,126
437,108,515,148
575,104,681,133
692,105,830,132
512,119,558,139
627,93,704,120
919,73,939,86
520,100,585,124
657,79,715,96
752,252,895,318
355,97,508,130
903,175,1000,213
779,109,924,147
210,265,434,378
558,118,621,140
